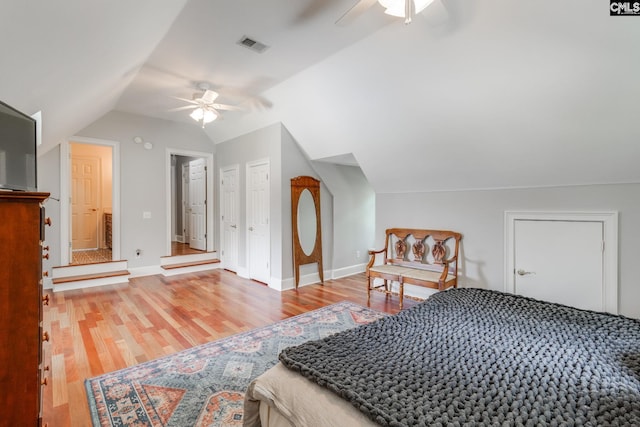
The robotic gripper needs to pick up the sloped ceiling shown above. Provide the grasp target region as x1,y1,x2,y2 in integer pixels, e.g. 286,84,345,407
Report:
207,0,640,192
0,0,189,150
2,0,639,193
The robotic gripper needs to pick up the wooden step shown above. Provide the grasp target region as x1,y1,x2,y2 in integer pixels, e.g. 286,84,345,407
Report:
52,269,130,285
161,259,220,270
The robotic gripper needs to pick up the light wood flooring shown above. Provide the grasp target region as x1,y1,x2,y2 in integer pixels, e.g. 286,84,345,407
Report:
171,241,206,256
42,269,417,426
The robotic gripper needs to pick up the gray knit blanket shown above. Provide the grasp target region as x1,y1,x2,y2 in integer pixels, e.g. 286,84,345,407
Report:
279,289,640,426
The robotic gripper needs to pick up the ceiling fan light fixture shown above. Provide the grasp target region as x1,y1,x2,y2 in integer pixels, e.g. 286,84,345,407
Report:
202,109,217,124
190,107,205,121
378,0,434,18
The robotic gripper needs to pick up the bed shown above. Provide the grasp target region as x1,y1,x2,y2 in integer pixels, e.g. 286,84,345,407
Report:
244,288,640,426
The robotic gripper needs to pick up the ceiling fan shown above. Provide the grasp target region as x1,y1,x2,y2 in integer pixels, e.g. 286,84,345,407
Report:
171,83,243,127
337,0,435,25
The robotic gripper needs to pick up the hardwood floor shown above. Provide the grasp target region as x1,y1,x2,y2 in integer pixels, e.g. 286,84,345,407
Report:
42,269,417,426
171,241,206,256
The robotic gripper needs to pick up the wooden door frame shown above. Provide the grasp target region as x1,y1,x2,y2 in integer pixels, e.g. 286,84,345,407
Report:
504,211,618,314
219,164,240,272
60,137,120,265
165,148,214,256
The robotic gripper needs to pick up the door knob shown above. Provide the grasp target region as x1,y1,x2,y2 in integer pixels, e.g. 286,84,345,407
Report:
517,269,535,276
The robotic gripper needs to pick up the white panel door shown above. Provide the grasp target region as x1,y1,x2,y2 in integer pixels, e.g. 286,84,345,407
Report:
247,161,270,284
71,156,100,250
514,220,603,311
189,158,206,251
221,166,239,272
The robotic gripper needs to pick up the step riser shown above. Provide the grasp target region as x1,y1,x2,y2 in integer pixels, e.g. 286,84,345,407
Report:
160,251,218,266
162,263,220,277
53,275,129,292
52,261,128,279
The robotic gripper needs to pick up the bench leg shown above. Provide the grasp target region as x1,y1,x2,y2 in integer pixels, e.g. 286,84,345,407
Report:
399,282,404,310
367,277,371,301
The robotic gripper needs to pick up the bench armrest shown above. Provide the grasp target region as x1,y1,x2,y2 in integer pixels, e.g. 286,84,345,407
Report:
439,256,458,281
367,249,385,269
442,255,457,266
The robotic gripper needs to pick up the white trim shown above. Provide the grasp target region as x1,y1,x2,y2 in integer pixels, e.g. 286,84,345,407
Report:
332,263,367,280
378,181,640,195
61,137,121,265
165,148,214,256
504,211,618,314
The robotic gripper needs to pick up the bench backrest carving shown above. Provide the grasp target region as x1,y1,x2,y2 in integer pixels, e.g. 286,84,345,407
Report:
383,228,462,273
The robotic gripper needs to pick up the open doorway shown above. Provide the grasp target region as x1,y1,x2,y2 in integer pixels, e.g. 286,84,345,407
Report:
171,154,207,256
62,140,117,265
166,149,214,258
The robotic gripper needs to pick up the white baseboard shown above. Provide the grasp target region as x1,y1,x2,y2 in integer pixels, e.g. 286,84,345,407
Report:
331,263,366,280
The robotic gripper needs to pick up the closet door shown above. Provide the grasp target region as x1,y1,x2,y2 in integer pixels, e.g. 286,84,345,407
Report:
513,219,603,311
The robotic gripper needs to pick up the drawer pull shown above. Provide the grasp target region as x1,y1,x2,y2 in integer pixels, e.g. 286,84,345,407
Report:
43,294,50,306
44,217,52,226
42,253,49,260
41,377,48,386
43,271,49,277
42,331,50,342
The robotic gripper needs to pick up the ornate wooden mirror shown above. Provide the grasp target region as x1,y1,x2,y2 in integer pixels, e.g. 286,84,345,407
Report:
291,176,323,288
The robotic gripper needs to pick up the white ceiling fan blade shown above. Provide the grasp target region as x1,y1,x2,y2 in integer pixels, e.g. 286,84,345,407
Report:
168,105,198,112
212,103,244,112
173,96,200,105
201,90,219,104
335,0,378,26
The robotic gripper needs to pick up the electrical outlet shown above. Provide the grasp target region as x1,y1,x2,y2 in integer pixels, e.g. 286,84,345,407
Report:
356,250,361,259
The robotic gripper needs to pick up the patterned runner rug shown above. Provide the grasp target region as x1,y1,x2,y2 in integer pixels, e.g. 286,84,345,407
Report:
85,301,385,426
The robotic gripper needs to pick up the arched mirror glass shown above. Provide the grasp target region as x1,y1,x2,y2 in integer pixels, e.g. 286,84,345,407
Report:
297,189,317,256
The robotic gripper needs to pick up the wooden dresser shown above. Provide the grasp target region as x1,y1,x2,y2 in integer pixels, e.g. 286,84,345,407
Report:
0,192,50,426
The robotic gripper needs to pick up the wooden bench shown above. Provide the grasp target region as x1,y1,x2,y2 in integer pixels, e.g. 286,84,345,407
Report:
366,228,462,309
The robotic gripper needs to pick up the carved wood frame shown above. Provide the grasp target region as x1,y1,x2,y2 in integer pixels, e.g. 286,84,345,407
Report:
291,176,323,288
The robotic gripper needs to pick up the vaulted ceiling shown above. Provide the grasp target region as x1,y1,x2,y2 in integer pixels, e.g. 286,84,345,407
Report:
2,0,639,192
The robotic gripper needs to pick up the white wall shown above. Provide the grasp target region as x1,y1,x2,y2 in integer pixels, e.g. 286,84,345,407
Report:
376,183,640,318
280,126,333,287
215,123,335,289
215,123,282,282
39,111,214,269
312,162,375,275
38,146,61,278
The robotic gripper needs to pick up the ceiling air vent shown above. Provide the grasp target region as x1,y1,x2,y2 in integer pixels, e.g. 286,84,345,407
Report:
237,36,269,54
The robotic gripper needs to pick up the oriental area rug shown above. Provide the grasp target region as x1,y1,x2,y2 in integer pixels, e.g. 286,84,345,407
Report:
85,301,386,426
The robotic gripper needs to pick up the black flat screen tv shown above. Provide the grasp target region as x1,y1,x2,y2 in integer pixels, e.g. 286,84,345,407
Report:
0,100,37,191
